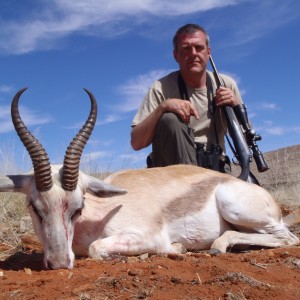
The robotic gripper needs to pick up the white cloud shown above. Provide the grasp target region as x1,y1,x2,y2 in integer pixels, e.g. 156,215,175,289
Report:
0,0,237,55
117,69,173,112
97,114,125,125
0,85,13,94
120,151,148,165
67,113,125,129
87,138,114,147
0,104,52,133
260,103,280,111
262,124,300,136
0,123,11,133
83,151,112,161
0,0,298,56
265,127,285,136
81,150,115,172
0,105,10,118
220,71,241,85
263,120,273,126
291,127,300,134
18,106,52,126
224,0,300,47
0,105,12,133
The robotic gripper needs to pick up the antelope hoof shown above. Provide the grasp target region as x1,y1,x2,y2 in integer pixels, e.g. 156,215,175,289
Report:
210,248,221,256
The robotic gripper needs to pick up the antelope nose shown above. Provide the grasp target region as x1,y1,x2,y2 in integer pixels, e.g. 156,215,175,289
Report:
46,257,72,270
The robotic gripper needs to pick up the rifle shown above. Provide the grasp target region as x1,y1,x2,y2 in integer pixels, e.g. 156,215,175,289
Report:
209,55,269,184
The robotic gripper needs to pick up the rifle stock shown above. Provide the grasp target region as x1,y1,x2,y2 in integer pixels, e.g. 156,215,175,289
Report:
209,55,267,184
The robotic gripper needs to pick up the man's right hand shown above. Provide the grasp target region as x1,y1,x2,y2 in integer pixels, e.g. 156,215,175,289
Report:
160,99,199,124
131,99,199,150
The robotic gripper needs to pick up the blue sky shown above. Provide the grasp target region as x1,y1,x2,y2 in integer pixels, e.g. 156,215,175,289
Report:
1,0,300,173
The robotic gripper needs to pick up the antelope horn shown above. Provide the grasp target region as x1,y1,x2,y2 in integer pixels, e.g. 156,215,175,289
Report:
62,88,97,191
11,87,53,191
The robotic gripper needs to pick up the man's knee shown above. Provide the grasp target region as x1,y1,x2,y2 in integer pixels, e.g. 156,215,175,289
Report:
157,112,182,134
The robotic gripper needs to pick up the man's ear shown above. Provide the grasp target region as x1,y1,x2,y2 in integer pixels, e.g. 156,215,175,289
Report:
207,47,211,56
173,49,179,63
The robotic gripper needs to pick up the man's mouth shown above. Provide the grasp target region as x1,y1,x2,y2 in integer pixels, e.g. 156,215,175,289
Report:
188,61,201,67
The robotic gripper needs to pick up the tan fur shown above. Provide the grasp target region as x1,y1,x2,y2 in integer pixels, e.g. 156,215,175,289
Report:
1,164,299,270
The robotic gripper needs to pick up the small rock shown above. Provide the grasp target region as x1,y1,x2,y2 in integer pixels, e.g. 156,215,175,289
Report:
292,259,300,269
127,256,139,263
203,253,212,258
139,253,149,260
280,251,289,258
167,253,184,261
24,268,32,275
128,268,143,276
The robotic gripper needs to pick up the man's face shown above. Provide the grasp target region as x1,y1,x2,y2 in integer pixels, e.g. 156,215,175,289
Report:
173,31,210,75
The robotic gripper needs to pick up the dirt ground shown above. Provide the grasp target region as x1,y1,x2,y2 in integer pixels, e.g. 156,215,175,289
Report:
0,230,299,300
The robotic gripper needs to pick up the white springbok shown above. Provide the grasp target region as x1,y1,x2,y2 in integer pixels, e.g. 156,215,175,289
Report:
0,88,299,270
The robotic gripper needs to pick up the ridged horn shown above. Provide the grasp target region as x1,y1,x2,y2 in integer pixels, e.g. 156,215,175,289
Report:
11,87,53,191
62,88,97,191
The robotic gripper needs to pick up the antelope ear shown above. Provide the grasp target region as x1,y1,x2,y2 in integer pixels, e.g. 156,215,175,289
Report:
0,175,33,193
85,175,127,197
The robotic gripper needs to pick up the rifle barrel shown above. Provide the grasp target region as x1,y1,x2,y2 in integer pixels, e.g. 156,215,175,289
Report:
209,55,259,184
209,56,222,88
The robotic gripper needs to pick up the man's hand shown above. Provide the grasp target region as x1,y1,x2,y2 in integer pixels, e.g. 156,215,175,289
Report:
131,98,199,150
160,99,199,123
215,87,240,107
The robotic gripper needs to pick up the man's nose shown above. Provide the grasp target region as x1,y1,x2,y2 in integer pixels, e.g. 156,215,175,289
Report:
190,46,197,55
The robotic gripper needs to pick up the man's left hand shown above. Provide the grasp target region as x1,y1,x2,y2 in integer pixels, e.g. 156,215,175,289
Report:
215,87,240,107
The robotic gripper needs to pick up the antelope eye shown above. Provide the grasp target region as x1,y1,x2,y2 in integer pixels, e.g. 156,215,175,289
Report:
29,202,43,222
71,207,83,222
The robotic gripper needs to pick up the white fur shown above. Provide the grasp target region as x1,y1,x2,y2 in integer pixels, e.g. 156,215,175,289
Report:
0,164,298,269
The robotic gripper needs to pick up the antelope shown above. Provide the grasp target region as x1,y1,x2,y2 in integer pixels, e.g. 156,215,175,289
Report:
0,88,299,270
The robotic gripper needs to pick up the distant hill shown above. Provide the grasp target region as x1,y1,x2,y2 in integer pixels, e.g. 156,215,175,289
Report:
231,144,300,205
250,144,300,186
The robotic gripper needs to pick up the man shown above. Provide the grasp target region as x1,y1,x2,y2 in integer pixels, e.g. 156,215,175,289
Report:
131,24,243,171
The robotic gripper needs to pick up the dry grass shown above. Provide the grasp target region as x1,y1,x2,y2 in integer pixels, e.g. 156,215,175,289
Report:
0,144,299,257
0,192,27,257
0,144,32,257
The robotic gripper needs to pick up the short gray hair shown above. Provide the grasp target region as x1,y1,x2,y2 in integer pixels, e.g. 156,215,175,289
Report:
173,24,210,51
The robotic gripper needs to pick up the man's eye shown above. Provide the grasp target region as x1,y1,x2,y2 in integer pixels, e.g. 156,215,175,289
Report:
195,46,204,51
